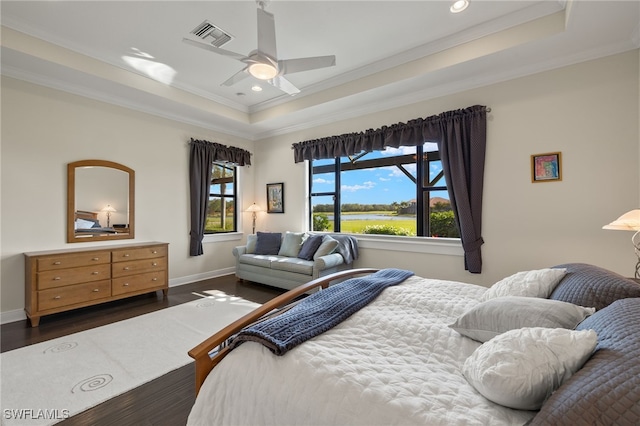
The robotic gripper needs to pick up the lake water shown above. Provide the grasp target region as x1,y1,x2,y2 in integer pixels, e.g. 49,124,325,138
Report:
324,214,414,221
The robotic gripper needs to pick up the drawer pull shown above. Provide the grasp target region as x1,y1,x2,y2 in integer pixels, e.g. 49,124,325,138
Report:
152,277,158,281
54,296,61,300
91,271,100,275
92,288,100,292
152,262,157,266
92,257,100,261
123,254,130,257
53,277,61,281
123,267,130,271
152,250,158,254
123,283,130,287
53,261,62,265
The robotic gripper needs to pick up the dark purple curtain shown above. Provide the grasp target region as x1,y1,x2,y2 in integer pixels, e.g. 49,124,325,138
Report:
189,138,251,256
291,105,487,272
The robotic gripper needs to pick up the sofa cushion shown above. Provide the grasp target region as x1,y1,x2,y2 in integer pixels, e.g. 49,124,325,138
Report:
245,234,258,254
298,234,324,260
239,254,279,268
314,235,339,260
254,232,282,255
278,232,305,257
271,257,314,275
550,263,640,311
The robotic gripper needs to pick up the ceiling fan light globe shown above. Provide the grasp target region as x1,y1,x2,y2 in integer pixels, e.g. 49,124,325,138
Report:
248,62,278,80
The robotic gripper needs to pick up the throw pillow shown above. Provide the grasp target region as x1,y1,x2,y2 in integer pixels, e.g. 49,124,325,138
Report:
313,235,339,260
254,232,282,255
462,327,597,410
297,234,324,260
449,296,595,342
278,232,305,257
480,268,567,301
245,234,258,254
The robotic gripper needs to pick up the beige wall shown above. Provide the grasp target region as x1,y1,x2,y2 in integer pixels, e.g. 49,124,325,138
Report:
255,50,640,286
2,49,639,321
0,77,256,318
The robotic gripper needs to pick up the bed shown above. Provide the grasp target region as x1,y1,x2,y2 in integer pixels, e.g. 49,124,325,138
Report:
187,263,640,425
74,210,117,235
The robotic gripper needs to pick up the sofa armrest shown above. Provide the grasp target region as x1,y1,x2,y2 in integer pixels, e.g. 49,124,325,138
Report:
232,246,247,258
314,253,344,271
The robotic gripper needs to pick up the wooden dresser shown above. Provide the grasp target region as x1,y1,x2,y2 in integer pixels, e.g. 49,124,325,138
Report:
24,242,168,327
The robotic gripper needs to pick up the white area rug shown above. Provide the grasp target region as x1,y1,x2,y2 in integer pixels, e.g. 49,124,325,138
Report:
0,291,260,426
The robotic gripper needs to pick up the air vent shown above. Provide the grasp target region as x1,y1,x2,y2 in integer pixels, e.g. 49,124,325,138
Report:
188,20,233,48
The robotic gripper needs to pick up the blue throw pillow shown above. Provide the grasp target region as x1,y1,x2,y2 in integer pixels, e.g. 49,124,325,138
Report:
297,234,324,260
254,232,282,255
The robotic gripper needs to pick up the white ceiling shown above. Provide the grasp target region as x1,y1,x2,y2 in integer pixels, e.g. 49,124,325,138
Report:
2,1,639,140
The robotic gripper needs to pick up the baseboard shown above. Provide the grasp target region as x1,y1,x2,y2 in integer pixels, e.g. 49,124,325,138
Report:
1,268,237,325
1,309,27,325
168,267,235,287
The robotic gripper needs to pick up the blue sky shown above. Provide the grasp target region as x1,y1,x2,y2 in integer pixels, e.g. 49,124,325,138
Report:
312,145,449,205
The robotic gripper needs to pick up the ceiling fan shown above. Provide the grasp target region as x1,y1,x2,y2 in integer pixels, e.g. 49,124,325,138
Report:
183,0,336,95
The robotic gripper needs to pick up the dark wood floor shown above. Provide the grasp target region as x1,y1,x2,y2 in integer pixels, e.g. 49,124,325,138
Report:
1,275,284,426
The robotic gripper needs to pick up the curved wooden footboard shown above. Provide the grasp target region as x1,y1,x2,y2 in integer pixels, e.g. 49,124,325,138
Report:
188,268,379,394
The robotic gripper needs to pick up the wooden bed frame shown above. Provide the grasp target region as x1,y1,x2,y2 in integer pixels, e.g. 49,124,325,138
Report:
188,268,378,394
75,210,99,221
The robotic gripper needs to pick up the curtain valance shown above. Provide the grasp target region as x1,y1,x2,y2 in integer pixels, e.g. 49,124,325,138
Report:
291,105,488,163
190,138,252,166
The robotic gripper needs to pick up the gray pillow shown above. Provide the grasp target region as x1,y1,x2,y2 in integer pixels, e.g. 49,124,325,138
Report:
450,296,595,342
550,263,640,311
254,232,282,255
297,234,324,260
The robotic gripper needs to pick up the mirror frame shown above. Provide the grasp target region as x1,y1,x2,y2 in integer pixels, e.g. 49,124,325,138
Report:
67,159,135,243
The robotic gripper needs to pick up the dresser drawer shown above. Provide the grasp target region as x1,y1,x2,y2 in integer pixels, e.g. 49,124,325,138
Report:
37,251,111,271
37,264,111,290
112,245,167,263
38,280,111,311
112,270,166,296
112,257,166,278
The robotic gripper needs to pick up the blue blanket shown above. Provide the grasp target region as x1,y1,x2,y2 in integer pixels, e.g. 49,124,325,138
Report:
229,268,414,356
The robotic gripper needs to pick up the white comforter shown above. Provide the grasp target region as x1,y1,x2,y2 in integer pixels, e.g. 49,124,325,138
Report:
187,276,535,425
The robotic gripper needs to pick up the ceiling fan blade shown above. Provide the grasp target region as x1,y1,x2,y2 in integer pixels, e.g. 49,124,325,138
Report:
257,7,278,60
269,75,300,95
279,55,336,75
221,68,250,87
182,38,248,61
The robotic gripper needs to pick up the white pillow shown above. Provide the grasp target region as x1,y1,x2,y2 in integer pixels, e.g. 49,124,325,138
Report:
313,235,339,259
450,297,595,342
480,268,567,301
75,218,96,229
462,327,597,410
278,232,305,257
245,234,258,254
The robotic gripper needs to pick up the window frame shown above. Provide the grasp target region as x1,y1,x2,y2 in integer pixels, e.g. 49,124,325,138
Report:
205,162,238,235
309,144,458,239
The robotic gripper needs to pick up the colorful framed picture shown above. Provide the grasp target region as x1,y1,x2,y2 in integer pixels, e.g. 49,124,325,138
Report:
266,182,284,213
531,152,562,183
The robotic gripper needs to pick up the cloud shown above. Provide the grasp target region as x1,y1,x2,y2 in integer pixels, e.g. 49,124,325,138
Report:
313,177,334,184
341,181,375,192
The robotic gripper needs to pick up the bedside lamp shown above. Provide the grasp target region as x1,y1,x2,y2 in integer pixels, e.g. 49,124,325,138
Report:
246,203,262,234
101,204,117,228
603,209,640,278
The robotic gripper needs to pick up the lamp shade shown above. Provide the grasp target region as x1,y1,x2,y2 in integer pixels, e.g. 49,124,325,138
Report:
101,204,117,213
246,203,262,212
603,209,640,231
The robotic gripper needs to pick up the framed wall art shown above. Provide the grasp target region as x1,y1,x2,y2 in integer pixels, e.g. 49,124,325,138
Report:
266,182,284,213
531,152,562,183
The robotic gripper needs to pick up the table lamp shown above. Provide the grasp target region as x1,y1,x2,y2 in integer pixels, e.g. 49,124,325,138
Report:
603,209,640,278
101,204,116,228
246,203,262,234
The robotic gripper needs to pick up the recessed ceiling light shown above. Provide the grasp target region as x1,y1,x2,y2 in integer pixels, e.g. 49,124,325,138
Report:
450,0,469,13
251,85,263,92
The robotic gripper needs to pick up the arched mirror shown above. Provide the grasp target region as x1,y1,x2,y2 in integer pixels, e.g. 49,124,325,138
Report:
67,160,135,243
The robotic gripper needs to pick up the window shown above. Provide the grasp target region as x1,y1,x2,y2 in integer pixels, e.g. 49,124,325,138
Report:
205,162,237,233
309,143,459,238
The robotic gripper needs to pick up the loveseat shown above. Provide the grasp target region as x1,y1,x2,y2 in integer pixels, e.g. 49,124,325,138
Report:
233,232,358,290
